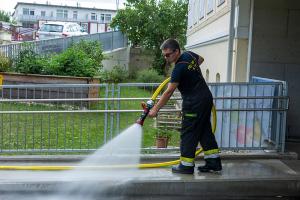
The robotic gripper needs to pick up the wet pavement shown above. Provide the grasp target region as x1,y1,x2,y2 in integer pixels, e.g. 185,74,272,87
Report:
0,158,299,199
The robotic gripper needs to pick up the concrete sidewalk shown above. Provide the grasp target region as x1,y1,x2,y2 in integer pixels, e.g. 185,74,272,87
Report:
0,156,299,199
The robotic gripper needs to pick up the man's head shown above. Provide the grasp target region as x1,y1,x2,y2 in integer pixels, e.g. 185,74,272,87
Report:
160,38,181,64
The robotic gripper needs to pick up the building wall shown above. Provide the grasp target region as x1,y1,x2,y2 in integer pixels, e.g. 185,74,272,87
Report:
250,0,300,138
102,47,130,71
13,3,116,32
186,0,231,82
102,47,155,76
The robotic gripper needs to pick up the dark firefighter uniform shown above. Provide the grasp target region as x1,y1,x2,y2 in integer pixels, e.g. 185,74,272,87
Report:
171,51,220,169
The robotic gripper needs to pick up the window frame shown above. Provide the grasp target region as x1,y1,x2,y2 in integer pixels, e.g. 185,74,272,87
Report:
207,0,215,15
73,11,78,20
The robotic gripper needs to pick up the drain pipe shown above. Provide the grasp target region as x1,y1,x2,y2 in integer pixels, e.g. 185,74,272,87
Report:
246,0,254,82
226,0,236,82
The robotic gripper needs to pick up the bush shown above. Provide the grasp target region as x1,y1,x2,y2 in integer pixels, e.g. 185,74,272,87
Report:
44,40,104,77
136,68,165,83
70,40,104,66
14,46,44,74
99,65,129,83
0,53,12,72
45,48,98,77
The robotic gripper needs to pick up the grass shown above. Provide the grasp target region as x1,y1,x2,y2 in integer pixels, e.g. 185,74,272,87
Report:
0,85,181,154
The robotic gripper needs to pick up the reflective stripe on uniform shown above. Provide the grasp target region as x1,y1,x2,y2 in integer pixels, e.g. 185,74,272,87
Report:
184,113,197,117
180,156,194,164
204,154,220,159
204,148,220,156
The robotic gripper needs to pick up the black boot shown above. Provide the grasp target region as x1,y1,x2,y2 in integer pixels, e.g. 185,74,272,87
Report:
172,163,194,174
198,157,222,173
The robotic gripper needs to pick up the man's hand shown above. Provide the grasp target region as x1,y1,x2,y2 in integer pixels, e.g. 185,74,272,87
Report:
148,106,159,118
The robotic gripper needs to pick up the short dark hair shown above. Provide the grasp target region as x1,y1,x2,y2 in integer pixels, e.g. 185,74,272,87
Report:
160,38,181,52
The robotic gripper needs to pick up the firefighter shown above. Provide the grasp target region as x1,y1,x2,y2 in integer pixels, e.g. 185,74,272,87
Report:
148,38,222,174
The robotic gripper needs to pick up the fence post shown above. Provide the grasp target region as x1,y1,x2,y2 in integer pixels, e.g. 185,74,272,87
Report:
111,32,113,51
8,45,12,58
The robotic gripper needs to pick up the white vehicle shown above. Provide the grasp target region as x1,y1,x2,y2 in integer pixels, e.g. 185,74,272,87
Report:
36,22,87,40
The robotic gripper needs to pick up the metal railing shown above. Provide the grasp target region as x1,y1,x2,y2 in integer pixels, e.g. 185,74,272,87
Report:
0,82,288,153
0,31,127,58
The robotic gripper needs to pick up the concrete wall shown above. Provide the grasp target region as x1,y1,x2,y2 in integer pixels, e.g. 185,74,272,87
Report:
127,47,154,75
102,47,154,74
102,47,130,71
250,0,300,138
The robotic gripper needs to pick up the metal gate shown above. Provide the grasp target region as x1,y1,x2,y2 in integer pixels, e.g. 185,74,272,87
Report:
0,81,288,153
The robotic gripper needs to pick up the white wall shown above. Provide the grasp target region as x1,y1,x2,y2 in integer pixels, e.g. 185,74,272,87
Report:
186,0,231,82
14,3,116,27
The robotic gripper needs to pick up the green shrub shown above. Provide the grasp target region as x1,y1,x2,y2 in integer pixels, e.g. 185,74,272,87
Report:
42,40,104,77
13,40,104,77
47,48,98,77
14,47,44,74
70,40,104,66
0,53,12,72
136,68,165,83
99,65,129,83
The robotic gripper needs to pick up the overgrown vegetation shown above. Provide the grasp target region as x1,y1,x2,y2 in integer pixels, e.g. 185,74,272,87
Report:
98,65,129,83
111,0,188,75
0,10,11,23
13,40,104,77
0,10,16,24
136,68,165,83
0,53,12,72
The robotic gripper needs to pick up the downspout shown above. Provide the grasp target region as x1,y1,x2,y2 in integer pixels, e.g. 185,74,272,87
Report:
246,0,254,82
227,0,236,82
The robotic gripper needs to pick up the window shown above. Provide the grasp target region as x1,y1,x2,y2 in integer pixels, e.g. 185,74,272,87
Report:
199,0,205,20
193,0,199,25
41,11,46,17
91,13,97,20
73,11,78,20
205,69,210,82
29,10,35,16
207,0,215,14
100,14,105,23
23,8,34,15
217,0,225,6
105,14,111,23
23,8,29,15
57,9,63,18
50,11,53,17
63,10,68,19
40,24,64,32
57,9,68,19
216,73,220,82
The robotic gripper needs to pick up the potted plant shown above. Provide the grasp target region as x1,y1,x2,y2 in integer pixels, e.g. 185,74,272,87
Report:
155,127,172,148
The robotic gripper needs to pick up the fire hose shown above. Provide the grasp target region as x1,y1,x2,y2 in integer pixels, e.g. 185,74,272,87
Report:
0,78,216,170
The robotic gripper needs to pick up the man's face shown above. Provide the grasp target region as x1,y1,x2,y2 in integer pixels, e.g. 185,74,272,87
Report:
162,48,178,64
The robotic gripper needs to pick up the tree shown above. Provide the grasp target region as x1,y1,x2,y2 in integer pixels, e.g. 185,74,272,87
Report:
0,10,11,23
111,0,188,75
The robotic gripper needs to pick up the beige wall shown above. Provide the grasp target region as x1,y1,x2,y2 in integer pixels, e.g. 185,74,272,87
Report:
186,0,231,82
188,40,229,82
232,38,249,82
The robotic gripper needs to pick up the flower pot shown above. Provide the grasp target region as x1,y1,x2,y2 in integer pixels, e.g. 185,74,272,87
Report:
156,137,169,148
